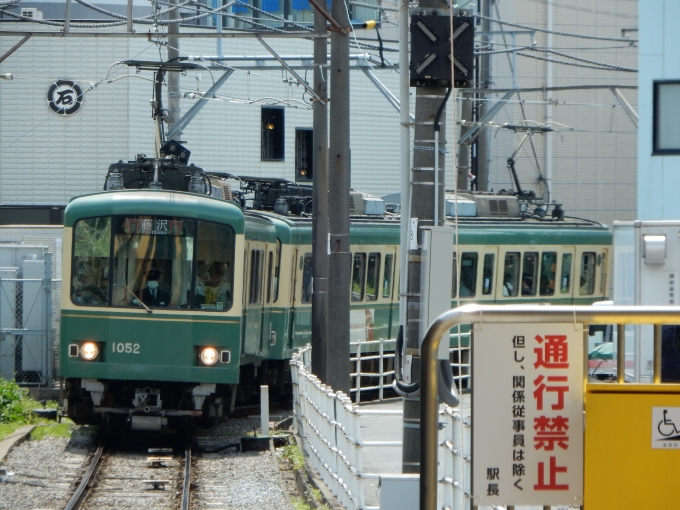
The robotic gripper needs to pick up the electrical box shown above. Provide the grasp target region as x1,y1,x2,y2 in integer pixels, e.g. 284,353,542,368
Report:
613,220,680,382
379,474,419,510
420,227,454,359
409,10,474,88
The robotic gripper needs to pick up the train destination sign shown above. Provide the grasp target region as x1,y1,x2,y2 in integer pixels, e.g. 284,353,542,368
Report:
123,218,185,236
472,323,584,507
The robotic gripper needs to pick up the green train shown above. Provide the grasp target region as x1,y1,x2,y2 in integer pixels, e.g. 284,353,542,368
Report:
60,156,612,430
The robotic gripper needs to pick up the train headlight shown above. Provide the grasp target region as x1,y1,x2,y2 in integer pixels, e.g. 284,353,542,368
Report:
200,347,218,366
80,342,99,361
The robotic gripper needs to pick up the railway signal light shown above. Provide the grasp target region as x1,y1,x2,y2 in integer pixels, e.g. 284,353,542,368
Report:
409,10,475,88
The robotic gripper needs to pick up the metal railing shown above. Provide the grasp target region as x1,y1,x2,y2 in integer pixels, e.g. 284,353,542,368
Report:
292,345,404,510
424,304,680,510
349,332,471,404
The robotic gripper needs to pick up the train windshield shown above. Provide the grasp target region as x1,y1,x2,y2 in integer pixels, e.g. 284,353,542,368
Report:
72,216,235,311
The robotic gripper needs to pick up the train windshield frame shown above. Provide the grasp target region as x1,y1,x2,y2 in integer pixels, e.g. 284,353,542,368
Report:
71,215,235,311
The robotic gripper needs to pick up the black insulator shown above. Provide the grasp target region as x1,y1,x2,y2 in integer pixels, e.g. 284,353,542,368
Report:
552,203,565,221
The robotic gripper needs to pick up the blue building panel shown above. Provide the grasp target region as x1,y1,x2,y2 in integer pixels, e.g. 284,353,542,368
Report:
261,0,281,12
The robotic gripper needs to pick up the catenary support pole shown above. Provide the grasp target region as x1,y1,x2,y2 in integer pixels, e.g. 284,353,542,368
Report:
311,0,330,383
397,0,410,334
167,0,181,137
402,0,449,474
475,0,493,191
327,0,351,395
457,92,472,190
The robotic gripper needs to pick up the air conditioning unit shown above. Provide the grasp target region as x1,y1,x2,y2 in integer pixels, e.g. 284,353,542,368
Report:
21,8,43,19
474,195,520,217
350,191,385,216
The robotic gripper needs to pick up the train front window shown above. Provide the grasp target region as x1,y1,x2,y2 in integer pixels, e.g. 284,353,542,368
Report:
72,217,111,306
195,221,234,310
111,216,195,309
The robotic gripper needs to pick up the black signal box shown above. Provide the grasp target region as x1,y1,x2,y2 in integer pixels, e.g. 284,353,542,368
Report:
409,13,474,88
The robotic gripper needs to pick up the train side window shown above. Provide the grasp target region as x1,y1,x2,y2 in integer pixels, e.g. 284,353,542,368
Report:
352,253,366,301
301,253,313,303
600,251,608,294
460,252,478,297
521,252,538,296
273,239,281,302
580,252,596,295
72,217,111,306
266,251,273,304
482,253,494,295
539,252,557,296
502,252,520,297
560,253,573,293
249,250,263,305
452,253,458,298
366,253,381,301
382,254,394,298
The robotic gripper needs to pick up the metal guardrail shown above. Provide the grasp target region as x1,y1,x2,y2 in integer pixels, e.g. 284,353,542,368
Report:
421,304,680,510
292,332,472,510
350,333,471,404
292,346,405,510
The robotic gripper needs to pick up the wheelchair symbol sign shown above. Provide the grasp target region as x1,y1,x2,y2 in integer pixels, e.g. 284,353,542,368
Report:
652,407,680,448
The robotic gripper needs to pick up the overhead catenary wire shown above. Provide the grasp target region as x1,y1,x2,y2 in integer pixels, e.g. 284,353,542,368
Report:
475,13,638,43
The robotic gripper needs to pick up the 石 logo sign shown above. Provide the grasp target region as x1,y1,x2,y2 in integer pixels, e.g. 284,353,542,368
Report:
652,407,680,448
47,80,83,115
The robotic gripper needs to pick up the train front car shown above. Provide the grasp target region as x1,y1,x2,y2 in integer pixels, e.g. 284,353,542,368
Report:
60,190,244,431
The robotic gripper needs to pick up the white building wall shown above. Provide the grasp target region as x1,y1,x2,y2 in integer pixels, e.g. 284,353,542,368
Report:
0,0,638,228
0,25,407,204
638,0,680,220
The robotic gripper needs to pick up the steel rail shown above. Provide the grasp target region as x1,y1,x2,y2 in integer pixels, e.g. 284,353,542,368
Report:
64,443,104,510
419,304,680,510
181,446,192,510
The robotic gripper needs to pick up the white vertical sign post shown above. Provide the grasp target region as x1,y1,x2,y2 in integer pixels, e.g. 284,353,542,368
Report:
472,323,584,507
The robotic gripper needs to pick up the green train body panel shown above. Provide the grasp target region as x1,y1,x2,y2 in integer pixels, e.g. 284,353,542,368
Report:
60,310,242,383
60,188,614,398
64,190,245,234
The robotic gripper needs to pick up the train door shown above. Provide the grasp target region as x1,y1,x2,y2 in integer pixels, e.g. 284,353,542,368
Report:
243,245,264,355
381,247,398,339
288,248,299,349
481,247,499,303
259,248,275,355
559,246,576,303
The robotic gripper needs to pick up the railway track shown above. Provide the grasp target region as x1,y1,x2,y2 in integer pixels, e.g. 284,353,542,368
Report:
65,445,192,510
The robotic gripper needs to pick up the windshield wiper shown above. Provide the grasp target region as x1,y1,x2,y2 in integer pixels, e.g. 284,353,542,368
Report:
124,287,153,314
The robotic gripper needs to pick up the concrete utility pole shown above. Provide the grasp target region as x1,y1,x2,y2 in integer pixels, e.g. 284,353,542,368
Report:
457,92,473,190
402,5,450,474
326,0,351,394
476,0,493,191
311,5,330,383
167,0,181,137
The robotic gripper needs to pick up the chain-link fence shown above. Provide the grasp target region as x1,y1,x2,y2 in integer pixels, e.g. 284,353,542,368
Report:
0,253,57,386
